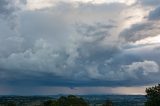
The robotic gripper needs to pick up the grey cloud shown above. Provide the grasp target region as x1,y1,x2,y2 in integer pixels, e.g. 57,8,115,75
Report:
98,44,160,82
0,0,26,31
120,22,150,42
120,0,160,42
0,0,15,17
149,6,160,20
120,21,160,42
20,0,27,4
138,0,160,6
0,1,160,89
121,60,159,79
76,23,116,37
124,44,160,64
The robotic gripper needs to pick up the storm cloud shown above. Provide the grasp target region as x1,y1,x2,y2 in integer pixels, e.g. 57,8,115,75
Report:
149,6,160,20
0,0,160,94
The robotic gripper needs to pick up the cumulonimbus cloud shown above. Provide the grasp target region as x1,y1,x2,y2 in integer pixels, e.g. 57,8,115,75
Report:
0,0,160,89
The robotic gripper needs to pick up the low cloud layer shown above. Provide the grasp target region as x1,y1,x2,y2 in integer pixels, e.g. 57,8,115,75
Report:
0,0,160,94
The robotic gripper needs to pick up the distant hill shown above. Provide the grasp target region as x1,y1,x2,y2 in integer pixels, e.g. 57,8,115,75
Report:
0,95,146,106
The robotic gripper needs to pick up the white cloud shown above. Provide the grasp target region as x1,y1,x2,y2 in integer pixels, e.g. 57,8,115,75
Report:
122,61,159,78
26,0,136,10
135,34,160,45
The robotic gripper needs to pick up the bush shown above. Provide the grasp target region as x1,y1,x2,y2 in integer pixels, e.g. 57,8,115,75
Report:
43,100,55,106
102,100,114,106
145,84,160,106
43,95,88,106
4,102,16,106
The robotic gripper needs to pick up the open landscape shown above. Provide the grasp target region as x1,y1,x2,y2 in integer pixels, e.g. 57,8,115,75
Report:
0,95,146,106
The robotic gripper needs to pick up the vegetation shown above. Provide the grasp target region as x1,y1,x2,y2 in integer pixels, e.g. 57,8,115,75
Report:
102,100,114,106
4,102,16,106
145,84,160,106
43,100,55,106
0,94,148,106
42,95,88,106
42,96,115,106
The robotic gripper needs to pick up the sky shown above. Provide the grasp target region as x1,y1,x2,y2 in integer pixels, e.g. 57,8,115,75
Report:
0,0,160,95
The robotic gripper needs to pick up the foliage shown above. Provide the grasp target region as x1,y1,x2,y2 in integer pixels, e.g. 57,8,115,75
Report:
4,102,16,106
102,100,114,106
43,95,88,106
43,100,55,106
145,84,160,106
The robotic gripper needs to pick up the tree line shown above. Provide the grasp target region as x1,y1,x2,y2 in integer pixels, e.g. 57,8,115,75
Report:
1,84,160,106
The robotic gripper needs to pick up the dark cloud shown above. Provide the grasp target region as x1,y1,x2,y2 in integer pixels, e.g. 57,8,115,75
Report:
120,20,160,42
120,22,153,42
0,0,160,94
149,6,160,20
138,0,160,6
121,0,160,42
0,0,25,31
0,0,14,17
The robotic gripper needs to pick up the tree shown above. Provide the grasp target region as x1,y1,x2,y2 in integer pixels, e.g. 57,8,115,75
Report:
43,100,55,106
42,95,89,106
145,84,160,106
66,95,88,106
102,100,114,106
5,102,16,106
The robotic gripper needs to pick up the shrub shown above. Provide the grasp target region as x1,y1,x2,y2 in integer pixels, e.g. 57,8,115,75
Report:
145,84,160,106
